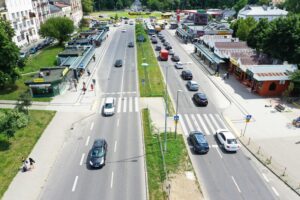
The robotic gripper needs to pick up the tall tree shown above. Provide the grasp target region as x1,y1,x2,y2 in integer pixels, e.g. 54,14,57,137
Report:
284,0,300,13
247,18,269,52
233,0,247,13
39,17,74,46
236,20,249,41
82,0,94,13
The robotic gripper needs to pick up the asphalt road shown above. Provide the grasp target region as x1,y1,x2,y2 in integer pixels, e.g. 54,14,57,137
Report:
153,29,278,200
39,23,146,200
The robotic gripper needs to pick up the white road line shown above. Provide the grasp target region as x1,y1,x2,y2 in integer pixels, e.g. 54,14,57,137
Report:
272,187,279,196
191,114,201,131
117,118,120,127
203,114,214,133
231,176,241,193
214,114,226,128
211,144,219,148
184,114,194,132
72,176,78,192
114,141,117,152
80,153,85,166
135,97,139,112
129,97,133,112
123,97,127,112
117,97,122,113
209,114,219,131
85,136,90,146
262,173,270,183
215,147,223,159
90,122,94,131
110,172,114,188
178,114,188,136
196,114,210,135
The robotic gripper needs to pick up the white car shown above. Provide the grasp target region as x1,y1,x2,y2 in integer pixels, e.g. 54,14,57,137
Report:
215,129,239,152
174,62,184,69
103,97,115,116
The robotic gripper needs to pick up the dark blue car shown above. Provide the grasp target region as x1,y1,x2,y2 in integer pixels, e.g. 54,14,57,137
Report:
189,131,209,154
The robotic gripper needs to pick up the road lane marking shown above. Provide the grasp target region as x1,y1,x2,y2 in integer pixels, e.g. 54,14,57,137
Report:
129,97,133,112
209,114,219,131
85,136,90,146
178,114,188,136
214,114,226,128
196,114,210,135
114,141,117,152
184,114,194,131
203,114,214,134
211,144,219,148
110,172,114,188
123,97,127,112
117,97,122,113
90,122,94,130
135,97,139,112
191,114,201,131
117,118,120,127
262,173,270,182
215,147,223,159
272,187,279,196
231,176,241,193
80,153,85,166
72,176,78,192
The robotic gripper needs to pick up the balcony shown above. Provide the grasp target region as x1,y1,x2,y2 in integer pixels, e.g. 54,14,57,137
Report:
29,12,36,18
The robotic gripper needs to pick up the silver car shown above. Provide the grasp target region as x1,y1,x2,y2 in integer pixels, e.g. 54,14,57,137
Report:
187,81,199,91
174,62,183,69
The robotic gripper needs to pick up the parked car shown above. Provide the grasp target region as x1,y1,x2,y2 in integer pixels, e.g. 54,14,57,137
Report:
215,129,239,152
171,55,180,62
169,49,175,55
89,139,107,168
129,21,134,25
174,62,184,69
19,51,29,58
166,45,172,50
155,45,162,51
187,81,199,91
124,20,128,24
121,29,126,32
30,46,38,54
192,92,208,106
128,42,134,47
103,97,116,116
181,70,193,80
189,131,209,154
114,59,123,67
151,38,158,44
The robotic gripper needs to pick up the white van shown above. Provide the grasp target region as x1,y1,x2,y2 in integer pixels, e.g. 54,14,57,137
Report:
103,97,115,116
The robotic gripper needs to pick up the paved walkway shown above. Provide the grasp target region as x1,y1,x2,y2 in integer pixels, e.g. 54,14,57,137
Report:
167,29,300,195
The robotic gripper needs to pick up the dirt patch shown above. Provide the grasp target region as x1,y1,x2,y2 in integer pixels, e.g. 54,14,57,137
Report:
168,172,204,200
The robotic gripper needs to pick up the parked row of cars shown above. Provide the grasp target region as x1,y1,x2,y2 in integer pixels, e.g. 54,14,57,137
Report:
19,38,54,58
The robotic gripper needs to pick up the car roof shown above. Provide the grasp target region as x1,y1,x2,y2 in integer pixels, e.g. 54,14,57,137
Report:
116,59,122,62
105,97,114,103
191,131,207,143
189,81,197,84
195,92,207,98
93,139,106,147
219,130,235,139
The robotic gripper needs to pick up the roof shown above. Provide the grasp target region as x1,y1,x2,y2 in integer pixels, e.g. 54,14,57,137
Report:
54,2,70,8
0,0,5,8
58,47,85,57
247,65,297,81
49,4,62,13
215,41,249,49
238,5,288,16
220,130,235,139
25,67,68,84
195,43,224,64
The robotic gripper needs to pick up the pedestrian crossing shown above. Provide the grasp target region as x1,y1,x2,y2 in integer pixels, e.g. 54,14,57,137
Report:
179,113,227,136
99,97,139,113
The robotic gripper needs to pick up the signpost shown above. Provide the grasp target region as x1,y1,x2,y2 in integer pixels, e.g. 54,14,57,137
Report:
243,115,252,136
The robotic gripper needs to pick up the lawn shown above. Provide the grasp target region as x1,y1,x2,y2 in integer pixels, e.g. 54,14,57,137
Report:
22,45,64,74
0,75,52,102
91,11,163,20
142,109,191,200
0,109,55,198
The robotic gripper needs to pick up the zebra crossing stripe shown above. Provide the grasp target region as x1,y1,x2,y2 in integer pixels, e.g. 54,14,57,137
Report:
190,114,201,131
203,114,215,134
214,114,226,128
184,114,194,132
135,97,139,112
209,113,219,131
196,114,210,135
129,97,133,112
123,97,127,112
117,97,122,113
178,114,188,136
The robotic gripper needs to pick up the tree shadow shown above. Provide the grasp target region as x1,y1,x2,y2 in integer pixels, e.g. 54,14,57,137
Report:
0,139,11,151
0,84,19,95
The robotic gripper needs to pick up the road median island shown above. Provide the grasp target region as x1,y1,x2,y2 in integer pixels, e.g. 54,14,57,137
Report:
142,108,203,200
0,109,55,198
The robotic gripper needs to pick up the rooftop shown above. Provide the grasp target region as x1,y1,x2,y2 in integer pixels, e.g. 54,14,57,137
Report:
247,65,297,81
238,5,288,16
25,67,69,84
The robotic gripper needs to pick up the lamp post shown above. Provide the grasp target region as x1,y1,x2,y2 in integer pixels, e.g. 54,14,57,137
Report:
164,64,169,153
174,90,182,139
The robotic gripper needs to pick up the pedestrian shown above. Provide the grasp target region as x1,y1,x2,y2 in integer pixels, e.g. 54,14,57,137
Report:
226,72,230,79
93,55,96,62
83,82,86,87
90,83,94,91
222,73,226,80
82,86,87,94
74,82,77,91
29,157,35,169
87,69,91,76
22,160,30,172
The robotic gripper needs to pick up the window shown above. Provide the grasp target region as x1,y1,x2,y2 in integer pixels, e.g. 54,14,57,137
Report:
17,12,19,17
31,20,34,25
269,82,277,91
21,11,24,16
12,13,15,19
17,36,21,42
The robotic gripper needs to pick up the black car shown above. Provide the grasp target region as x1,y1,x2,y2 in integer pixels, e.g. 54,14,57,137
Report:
114,59,123,67
128,42,134,47
166,45,172,50
89,139,107,168
163,42,169,46
189,131,209,154
181,70,193,80
171,55,180,62
160,38,166,43
193,92,208,106
155,45,162,51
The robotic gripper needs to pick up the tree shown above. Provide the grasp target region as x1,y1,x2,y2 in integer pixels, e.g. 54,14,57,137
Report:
82,0,94,13
258,0,271,5
233,0,247,13
236,20,249,41
116,0,123,9
247,18,270,53
284,0,300,13
114,13,119,21
233,17,257,41
15,92,32,114
39,17,74,45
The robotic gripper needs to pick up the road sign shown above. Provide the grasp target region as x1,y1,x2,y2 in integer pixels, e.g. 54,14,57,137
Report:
174,115,179,121
245,115,252,123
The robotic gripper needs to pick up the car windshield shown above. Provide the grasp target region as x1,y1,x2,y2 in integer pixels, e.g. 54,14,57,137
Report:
105,103,113,109
227,139,237,144
91,147,104,157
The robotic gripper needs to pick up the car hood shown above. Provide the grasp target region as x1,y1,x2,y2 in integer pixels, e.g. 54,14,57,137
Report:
104,107,114,113
91,156,104,165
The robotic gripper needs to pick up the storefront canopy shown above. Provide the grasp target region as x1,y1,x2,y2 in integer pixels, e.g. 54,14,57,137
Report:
194,43,224,64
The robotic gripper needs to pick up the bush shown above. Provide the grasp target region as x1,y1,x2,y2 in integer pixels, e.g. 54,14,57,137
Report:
0,110,29,137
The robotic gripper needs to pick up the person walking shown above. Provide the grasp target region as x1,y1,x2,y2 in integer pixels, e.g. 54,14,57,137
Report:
87,69,91,76
93,55,96,62
74,82,77,91
29,157,35,169
226,72,230,79
90,83,94,91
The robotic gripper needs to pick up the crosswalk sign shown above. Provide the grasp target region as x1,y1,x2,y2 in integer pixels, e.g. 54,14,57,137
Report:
246,115,252,123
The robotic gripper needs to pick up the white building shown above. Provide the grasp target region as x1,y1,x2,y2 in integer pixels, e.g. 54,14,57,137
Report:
1,0,40,47
238,5,288,21
32,0,50,29
49,2,71,18
59,0,82,27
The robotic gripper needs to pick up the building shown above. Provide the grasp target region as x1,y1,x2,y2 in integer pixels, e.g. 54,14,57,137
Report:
0,0,8,20
1,0,39,47
59,0,82,27
49,1,71,18
238,5,288,21
32,0,50,29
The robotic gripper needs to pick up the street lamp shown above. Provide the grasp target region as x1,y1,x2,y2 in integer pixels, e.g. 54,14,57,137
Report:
174,90,182,139
164,64,169,153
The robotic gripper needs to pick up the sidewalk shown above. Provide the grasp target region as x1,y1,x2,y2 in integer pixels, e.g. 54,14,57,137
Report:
167,29,300,195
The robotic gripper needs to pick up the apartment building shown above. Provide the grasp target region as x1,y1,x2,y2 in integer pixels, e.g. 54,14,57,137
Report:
59,0,82,26
32,0,50,29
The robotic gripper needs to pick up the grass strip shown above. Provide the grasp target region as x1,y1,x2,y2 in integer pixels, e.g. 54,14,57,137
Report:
142,108,191,200
0,109,56,198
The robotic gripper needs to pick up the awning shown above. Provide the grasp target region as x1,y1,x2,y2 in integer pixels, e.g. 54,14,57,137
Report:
29,84,51,88
194,43,224,64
